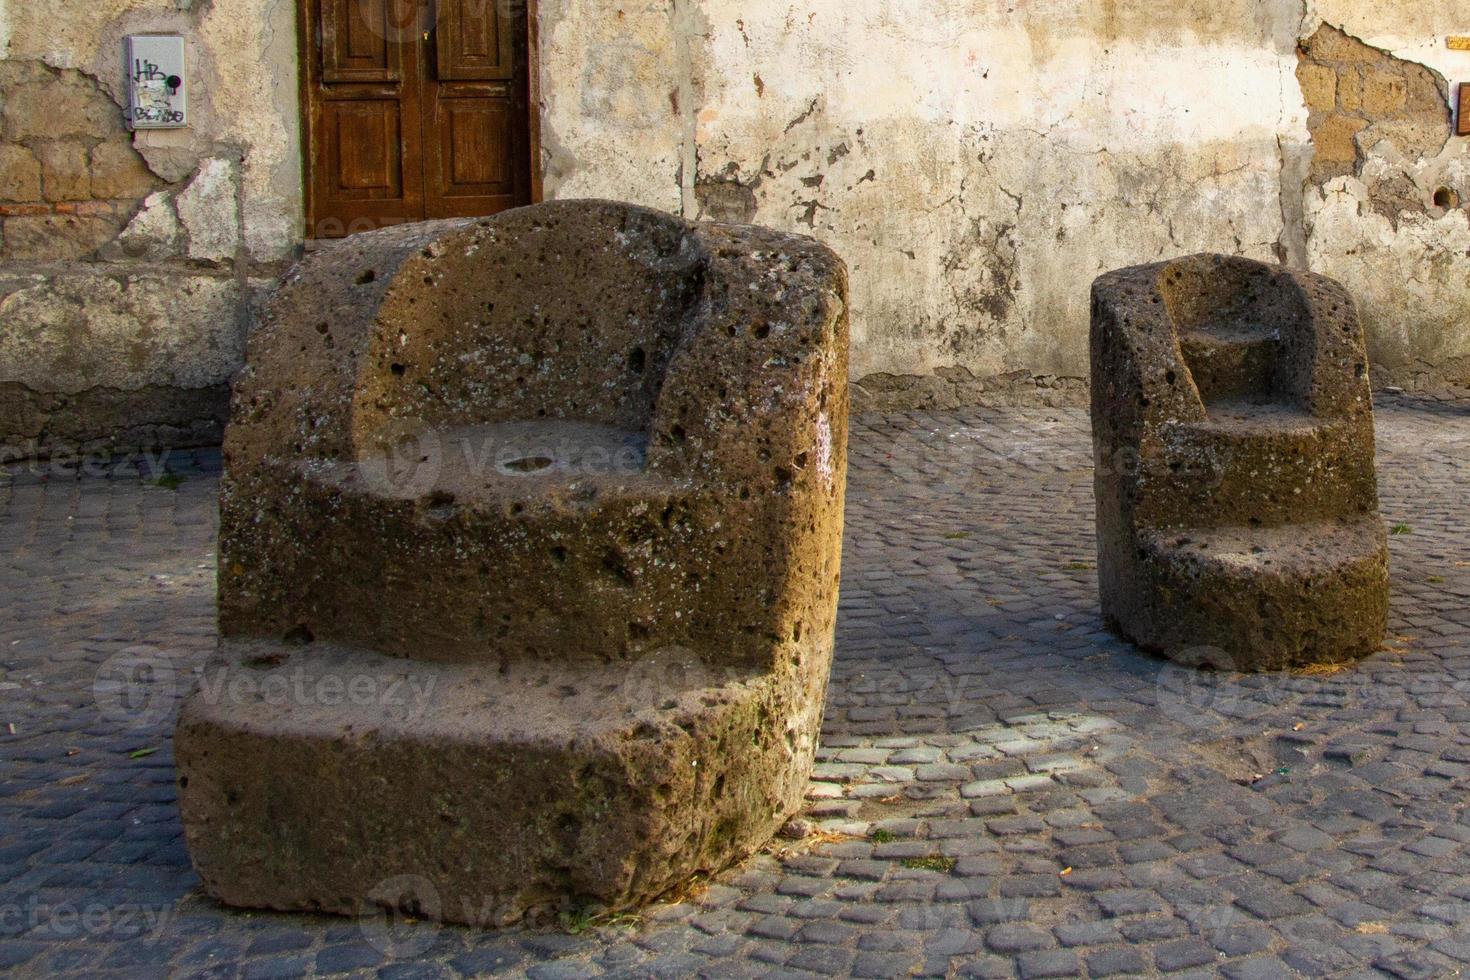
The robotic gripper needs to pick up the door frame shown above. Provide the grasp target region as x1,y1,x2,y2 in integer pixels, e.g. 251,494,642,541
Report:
297,0,543,239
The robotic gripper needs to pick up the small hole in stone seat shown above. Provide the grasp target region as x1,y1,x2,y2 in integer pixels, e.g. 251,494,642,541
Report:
503,455,555,473
390,362,405,376
1433,187,1459,209
356,269,375,284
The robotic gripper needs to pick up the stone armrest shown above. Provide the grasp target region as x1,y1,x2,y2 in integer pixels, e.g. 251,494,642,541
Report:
1089,263,1206,449
647,222,849,501
1275,269,1373,418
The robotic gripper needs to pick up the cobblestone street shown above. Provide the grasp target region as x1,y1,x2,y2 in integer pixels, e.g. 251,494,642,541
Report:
4,398,1470,979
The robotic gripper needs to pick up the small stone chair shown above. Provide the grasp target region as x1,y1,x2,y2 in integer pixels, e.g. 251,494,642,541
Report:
176,201,850,925
1090,254,1387,671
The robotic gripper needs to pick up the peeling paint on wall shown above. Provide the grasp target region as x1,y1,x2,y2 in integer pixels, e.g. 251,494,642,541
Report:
6,0,1470,451
540,0,1306,404
1296,20,1470,390
0,0,298,453
540,0,1470,405
1297,25,1450,199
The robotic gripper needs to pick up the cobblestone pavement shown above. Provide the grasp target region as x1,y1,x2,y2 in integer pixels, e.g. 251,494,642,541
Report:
4,398,1470,979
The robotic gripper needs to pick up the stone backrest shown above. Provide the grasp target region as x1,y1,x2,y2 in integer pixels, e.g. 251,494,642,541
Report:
1092,254,1371,442
349,203,703,451
1156,254,1367,417
217,201,849,669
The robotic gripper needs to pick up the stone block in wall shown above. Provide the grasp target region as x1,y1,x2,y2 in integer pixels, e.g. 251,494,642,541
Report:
1297,62,1337,109
90,141,160,200
35,142,91,202
0,65,121,142
1361,71,1407,116
0,146,42,202
0,382,230,459
1,212,122,261
1299,25,1380,65
0,269,248,455
1312,115,1368,165
0,269,245,392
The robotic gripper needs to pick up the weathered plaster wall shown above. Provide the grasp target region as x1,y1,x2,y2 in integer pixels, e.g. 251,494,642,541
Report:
0,0,299,455
538,0,1470,408
1299,4,1470,391
3,0,1467,452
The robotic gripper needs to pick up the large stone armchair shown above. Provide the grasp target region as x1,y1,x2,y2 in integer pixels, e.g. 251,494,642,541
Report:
1090,253,1387,670
177,201,850,925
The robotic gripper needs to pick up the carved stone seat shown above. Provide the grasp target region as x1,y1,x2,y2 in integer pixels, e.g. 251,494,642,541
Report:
175,201,850,925
1090,254,1387,671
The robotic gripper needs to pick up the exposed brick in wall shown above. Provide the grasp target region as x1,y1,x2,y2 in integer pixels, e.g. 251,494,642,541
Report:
1294,23,1469,397
0,61,162,262
1296,25,1450,189
0,58,254,459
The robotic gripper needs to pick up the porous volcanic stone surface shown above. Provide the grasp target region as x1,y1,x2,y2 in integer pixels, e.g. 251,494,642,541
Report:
1090,254,1388,670
174,200,851,925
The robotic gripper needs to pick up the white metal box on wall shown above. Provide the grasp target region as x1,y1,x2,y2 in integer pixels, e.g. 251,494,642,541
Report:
125,35,188,130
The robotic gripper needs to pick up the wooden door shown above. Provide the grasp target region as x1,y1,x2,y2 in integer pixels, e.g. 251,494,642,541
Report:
301,0,533,237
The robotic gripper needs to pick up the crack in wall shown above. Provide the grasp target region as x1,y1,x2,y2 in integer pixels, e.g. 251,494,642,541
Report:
670,0,704,218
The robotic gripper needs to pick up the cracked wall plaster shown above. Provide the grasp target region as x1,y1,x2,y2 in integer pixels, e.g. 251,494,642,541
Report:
5,0,301,266
1298,9,1470,390
2,0,297,452
539,0,1470,398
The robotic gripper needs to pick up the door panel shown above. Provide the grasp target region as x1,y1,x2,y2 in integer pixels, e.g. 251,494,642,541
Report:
422,81,525,216
434,0,513,80
326,100,405,197
445,102,508,187
320,0,401,82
